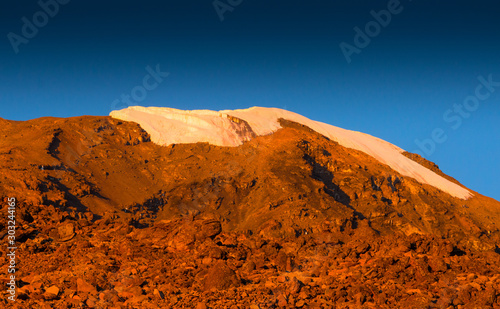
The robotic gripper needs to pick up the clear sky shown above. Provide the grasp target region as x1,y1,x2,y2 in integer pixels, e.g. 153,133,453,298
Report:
1,0,499,201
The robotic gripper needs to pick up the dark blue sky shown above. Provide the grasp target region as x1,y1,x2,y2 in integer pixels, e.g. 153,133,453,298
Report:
1,0,499,201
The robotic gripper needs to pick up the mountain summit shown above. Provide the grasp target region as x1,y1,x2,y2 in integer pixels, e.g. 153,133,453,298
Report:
111,106,471,199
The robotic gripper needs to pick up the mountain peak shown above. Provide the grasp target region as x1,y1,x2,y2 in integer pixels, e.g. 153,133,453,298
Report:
110,106,472,200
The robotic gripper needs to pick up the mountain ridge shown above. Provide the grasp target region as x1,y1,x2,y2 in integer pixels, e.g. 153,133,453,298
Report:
1,113,498,239
111,106,472,200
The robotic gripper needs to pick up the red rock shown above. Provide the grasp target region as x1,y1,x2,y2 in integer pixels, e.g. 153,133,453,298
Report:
77,278,97,294
203,261,240,291
277,294,288,307
86,295,98,307
202,257,213,265
196,302,208,309
153,288,164,299
197,219,222,240
43,285,60,300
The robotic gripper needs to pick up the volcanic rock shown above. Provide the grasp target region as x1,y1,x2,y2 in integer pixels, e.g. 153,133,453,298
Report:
203,261,240,291
1,108,500,307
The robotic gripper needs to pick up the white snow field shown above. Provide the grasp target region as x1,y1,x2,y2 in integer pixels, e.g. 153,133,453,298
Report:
110,106,472,200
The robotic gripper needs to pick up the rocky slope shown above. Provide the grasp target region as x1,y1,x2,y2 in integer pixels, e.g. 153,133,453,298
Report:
0,112,499,308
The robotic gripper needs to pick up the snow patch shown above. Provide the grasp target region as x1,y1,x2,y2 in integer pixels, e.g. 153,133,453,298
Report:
110,106,472,200
110,106,255,147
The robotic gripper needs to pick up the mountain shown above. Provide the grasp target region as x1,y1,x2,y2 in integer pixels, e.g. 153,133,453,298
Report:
0,107,499,308
110,106,471,199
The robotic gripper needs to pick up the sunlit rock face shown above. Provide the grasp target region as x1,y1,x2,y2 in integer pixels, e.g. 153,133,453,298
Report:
110,106,472,200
